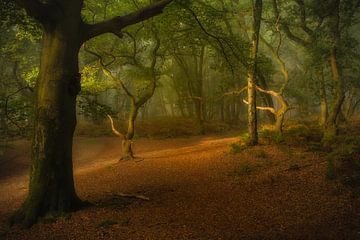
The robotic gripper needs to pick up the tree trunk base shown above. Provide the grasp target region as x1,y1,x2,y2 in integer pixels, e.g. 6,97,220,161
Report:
9,194,86,228
322,124,338,148
120,155,135,161
121,140,135,161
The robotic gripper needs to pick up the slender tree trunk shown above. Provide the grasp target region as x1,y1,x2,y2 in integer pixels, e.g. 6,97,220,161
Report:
220,98,225,122
0,100,7,137
12,16,83,227
275,95,289,133
247,0,262,145
122,101,139,160
324,49,344,141
124,102,138,160
344,89,354,120
323,0,344,143
318,66,328,126
193,46,206,135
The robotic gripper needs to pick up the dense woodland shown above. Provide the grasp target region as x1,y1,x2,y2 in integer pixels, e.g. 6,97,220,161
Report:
0,0,360,239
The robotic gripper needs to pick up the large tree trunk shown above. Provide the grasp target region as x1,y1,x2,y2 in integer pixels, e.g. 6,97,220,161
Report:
12,14,83,227
247,0,262,145
13,0,173,227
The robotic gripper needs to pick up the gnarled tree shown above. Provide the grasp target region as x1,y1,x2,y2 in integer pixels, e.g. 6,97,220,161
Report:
12,0,173,227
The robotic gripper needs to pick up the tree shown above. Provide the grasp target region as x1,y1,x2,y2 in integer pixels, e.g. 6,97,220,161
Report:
271,0,360,142
247,0,262,145
11,0,173,227
85,28,161,160
258,32,290,133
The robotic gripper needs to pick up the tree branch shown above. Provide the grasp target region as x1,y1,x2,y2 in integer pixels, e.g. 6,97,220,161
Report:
294,0,314,39
82,0,173,42
243,99,276,114
83,45,135,99
271,0,310,47
107,115,124,138
256,85,279,97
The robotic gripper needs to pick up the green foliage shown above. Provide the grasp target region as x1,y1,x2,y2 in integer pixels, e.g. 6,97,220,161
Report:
272,132,285,144
81,65,114,95
22,67,38,88
77,97,115,123
328,136,360,162
240,132,250,144
229,143,246,154
0,97,33,136
258,127,285,144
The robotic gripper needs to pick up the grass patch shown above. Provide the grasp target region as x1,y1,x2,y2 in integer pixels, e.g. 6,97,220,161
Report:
258,127,285,145
229,143,246,154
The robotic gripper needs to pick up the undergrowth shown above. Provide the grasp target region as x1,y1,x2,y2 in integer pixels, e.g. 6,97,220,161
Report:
228,143,246,154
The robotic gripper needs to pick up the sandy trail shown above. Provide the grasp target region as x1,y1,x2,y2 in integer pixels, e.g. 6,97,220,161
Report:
0,135,236,216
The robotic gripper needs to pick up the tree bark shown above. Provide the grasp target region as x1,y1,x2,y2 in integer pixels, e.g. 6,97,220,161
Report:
318,66,328,126
323,0,344,143
275,95,289,133
122,101,138,160
11,3,84,226
13,0,173,227
247,0,262,145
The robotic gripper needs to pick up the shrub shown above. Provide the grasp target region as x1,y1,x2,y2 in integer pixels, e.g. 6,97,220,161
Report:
271,132,285,144
229,143,245,154
258,127,285,145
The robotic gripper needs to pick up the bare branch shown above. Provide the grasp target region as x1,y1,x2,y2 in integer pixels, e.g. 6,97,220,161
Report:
256,86,279,97
223,86,247,97
107,115,124,138
82,0,173,42
243,99,276,114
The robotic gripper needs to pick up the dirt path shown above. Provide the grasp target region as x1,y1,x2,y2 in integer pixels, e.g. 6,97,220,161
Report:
1,134,359,239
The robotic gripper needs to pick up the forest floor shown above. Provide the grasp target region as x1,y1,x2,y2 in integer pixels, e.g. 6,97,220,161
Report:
0,123,360,239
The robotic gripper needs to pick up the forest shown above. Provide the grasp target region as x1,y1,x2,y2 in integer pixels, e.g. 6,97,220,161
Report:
0,0,360,239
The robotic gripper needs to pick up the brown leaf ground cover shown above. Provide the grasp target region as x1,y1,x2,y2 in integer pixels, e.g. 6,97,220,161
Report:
0,130,359,239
